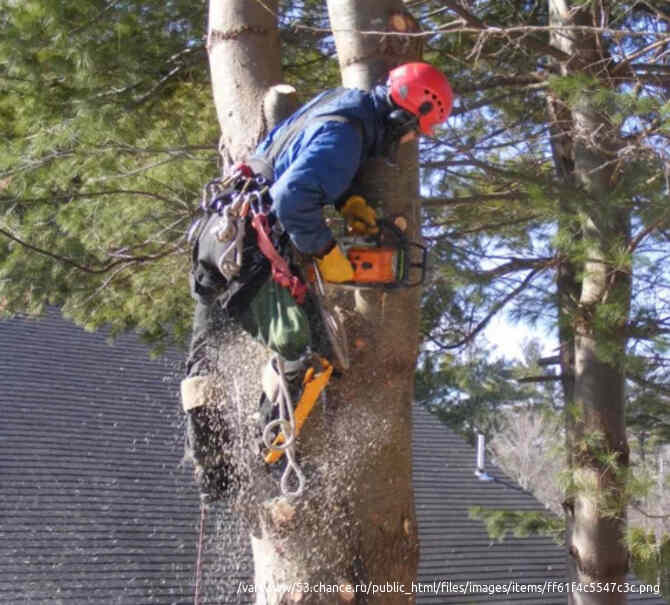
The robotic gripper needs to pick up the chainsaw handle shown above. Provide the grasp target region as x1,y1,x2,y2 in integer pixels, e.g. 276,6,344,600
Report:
401,241,428,288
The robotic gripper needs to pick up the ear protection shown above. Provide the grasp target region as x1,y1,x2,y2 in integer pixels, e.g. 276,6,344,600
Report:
386,108,419,139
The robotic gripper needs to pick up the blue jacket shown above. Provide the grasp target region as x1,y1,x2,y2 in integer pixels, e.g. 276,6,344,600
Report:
253,86,392,255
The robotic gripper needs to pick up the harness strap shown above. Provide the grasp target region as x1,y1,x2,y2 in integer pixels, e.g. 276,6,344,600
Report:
251,88,363,174
251,212,307,304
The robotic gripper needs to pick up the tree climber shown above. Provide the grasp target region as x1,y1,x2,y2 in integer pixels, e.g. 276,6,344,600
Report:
181,62,454,502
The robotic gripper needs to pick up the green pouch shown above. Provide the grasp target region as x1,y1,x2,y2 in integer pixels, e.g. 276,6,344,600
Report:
238,278,311,361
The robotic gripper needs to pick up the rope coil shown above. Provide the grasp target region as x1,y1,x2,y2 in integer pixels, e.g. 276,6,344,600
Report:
262,356,306,497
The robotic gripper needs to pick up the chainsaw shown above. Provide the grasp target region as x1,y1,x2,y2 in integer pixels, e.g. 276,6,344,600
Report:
307,217,428,371
337,217,427,289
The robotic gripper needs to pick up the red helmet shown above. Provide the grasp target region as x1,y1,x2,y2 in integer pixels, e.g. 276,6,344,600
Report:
387,62,454,136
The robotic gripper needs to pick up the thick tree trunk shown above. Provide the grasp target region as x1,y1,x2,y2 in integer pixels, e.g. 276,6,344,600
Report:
207,2,422,604
324,1,423,602
549,2,631,603
207,0,287,165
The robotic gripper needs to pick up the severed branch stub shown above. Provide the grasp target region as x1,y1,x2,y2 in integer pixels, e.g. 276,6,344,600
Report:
263,84,299,133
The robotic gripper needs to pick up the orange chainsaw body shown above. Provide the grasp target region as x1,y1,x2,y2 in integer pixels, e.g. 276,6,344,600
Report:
305,218,426,289
346,246,398,284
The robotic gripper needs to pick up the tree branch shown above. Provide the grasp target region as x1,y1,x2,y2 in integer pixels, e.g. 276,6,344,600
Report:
477,257,554,280
1,189,191,210
456,74,547,94
612,37,670,75
433,266,548,350
422,192,528,207
0,227,180,275
516,375,563,383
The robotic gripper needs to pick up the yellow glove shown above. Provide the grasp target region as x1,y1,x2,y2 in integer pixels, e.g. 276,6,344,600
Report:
316,243,354,283
340,195,379,235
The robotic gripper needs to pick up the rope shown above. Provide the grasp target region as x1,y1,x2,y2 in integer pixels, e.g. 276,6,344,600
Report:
262,356,306,497
194,500,207,605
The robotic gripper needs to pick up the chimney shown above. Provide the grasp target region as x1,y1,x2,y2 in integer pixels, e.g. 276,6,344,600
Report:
475,433,493,482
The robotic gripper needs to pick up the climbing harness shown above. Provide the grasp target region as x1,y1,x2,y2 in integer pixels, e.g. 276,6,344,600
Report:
188,167,251,282
250,206,307,304
191,164,308,304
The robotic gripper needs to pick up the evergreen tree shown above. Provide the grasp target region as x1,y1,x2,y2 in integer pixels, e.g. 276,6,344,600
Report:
3,1,670,600
0,0,217,345
411,2,670,601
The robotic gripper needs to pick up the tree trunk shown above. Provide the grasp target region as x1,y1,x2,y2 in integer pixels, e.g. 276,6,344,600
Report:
207,0,285,165
207,1,422,603
548,2,631,603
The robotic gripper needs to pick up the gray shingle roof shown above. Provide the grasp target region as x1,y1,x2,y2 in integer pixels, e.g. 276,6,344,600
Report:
1,310,198,604
413,403,566,603
413,404,666,604
1,310,665,604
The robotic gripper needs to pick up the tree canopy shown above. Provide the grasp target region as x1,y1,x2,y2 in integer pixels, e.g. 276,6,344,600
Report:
1,0,217,345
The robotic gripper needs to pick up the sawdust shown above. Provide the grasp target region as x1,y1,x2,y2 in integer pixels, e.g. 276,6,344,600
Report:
178,298,403,603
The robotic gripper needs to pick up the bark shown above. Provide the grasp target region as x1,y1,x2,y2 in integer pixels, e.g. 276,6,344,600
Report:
207,0,287,166
325,1,423,602
207,1,421,604
548,2,632,603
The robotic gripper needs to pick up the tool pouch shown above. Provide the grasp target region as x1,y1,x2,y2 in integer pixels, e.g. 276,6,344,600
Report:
189,219,230,305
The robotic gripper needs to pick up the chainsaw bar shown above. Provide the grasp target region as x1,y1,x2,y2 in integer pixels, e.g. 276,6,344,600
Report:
310,262,350,371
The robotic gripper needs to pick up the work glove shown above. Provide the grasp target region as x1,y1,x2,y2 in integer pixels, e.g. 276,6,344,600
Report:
316,242,355,283
339,195,379,235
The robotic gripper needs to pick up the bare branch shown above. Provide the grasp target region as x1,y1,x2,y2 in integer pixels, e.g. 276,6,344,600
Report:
612,37,670,75
433,266,548,350
628,211,670,254
631,503,670,520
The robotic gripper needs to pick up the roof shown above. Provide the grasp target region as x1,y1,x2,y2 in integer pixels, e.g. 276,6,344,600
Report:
0,310,197,604
413,403,567,604
0,310,665,604
412,409,665,605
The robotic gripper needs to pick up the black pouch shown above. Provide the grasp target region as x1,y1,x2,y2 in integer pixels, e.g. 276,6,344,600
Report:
189,220,230,306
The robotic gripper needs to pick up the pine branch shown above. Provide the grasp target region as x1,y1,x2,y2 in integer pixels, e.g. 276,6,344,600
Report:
432,266,548,350
516,375,562,383
628,373,670,396
1,189,190,210
456,74,547,94
422,192,528,207
0,227,180,275
427,215,540,238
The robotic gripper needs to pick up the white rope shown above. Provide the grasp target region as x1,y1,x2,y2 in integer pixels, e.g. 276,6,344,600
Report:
261,356,306,497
